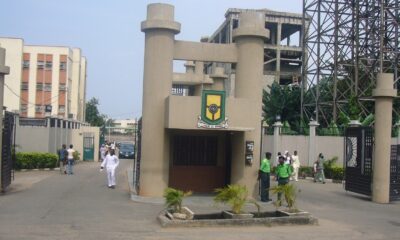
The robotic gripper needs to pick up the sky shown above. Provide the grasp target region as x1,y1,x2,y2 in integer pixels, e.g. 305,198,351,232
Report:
0,0,302,120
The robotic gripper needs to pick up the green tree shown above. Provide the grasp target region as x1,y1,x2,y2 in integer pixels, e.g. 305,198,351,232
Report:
85,98,107,126
262,82,302,132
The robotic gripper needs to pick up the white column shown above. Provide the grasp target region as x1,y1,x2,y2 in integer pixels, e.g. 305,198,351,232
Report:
308,120,319,166
273,121,283,166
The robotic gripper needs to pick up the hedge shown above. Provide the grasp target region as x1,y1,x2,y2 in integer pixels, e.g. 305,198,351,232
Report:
15,152,58,170
298,166,345,180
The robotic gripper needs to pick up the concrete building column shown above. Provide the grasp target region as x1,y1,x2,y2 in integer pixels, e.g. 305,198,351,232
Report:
140,3,180,197
230,12,269,196
308,120,319,167
275,23,282,82
210,67,227,91
0,47,10,191
372,73,396,203
273,121,283,165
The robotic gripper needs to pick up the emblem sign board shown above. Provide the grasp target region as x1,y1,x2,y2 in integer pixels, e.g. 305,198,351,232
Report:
198,90,228,129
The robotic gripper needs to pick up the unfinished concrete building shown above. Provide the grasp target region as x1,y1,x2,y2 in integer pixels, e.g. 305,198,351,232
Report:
206,8,306,95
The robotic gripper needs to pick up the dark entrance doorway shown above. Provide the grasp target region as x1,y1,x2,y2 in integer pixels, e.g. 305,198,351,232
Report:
169,131,230,193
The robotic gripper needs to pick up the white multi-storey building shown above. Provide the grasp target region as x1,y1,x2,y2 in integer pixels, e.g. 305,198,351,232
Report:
0,37,87,121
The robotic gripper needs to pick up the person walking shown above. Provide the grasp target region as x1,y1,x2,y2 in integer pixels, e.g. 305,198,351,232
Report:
100,149,119,189
275,152,282,167
314,153,326,184
275,155,292,203
66,144,75,175
284,150,292,165
259,152,272,202
291,150,300,181
58,144,68,174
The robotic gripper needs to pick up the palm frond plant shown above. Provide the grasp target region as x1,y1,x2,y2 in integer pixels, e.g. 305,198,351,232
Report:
163,187,192,213
214,184,259,214
269,184,298,212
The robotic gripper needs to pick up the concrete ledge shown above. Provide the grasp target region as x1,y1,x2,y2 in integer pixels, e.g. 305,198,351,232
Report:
158,211,318,228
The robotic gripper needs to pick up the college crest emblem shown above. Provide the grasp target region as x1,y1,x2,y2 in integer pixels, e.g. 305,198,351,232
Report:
198,90,228,129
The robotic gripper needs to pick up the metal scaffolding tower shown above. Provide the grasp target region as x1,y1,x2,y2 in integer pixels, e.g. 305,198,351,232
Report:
302,0,400,126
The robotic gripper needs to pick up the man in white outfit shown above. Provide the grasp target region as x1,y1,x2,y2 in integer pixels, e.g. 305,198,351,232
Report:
100,149,119,188
291,150,301,181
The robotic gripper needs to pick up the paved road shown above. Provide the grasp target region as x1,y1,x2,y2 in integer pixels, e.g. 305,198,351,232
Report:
0,160,164,240
0,161,399,240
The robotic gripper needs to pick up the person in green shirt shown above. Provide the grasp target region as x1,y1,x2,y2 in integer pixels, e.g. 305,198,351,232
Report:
259,152,272,202
275,155,293,201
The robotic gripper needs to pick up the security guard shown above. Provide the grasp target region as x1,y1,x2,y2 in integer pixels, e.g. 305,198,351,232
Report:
259,152,272,202
275,155,293,201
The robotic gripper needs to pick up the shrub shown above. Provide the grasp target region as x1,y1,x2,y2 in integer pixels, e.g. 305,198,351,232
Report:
73,151,80,161
214,185,247,214
15,152,58,169
299,166,313,178
214,184,255,214
270,183,298,211
163,188,192,213
331,167,345,180
323,156,343,179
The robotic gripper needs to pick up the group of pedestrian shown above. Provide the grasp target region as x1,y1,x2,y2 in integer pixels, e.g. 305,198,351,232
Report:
58,144,75,175
259,150,300,203
99,141,119,189
275,150,301,181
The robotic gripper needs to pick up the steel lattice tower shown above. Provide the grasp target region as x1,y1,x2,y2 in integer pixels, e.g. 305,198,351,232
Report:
302,0,400,126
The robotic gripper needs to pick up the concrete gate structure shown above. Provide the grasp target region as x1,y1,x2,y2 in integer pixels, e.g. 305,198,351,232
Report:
139,3,269,197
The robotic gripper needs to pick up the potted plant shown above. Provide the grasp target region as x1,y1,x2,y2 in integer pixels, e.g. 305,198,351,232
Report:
214,184,259,219
163,187,193,220
269,183,308,216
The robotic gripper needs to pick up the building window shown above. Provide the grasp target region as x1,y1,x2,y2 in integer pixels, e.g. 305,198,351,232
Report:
22,60,30,69
21,83,29,90
35,105,43,113
45,61,52,70
233,19,239,29
20,104,28,113
60,62,67,71
59,105,65,113
37,61,45,69
36,83,43,91
44,84,52,92
59,84,66,91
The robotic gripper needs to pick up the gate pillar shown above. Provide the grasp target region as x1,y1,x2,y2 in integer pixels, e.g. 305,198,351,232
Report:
0,47,10,192
139,4,180,197
372,73,397,203
230,11,269,196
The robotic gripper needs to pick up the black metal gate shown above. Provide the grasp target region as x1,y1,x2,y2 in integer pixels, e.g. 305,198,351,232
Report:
133,118,142,193
344,127,373,196
390,145,400,201
1,111,15,192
